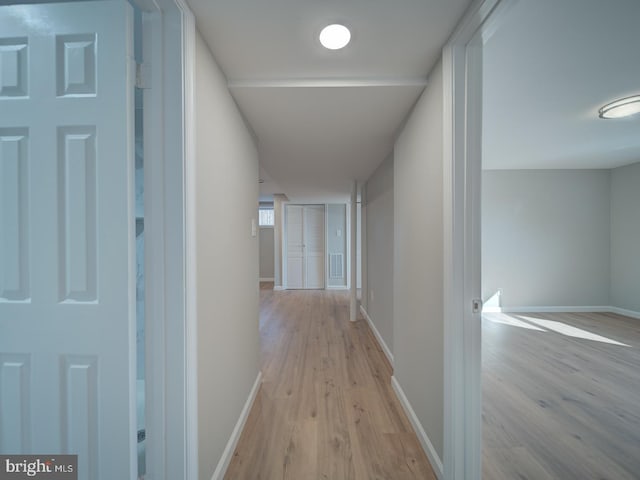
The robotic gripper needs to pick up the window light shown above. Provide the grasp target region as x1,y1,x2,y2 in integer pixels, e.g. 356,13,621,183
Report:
258,208,274,227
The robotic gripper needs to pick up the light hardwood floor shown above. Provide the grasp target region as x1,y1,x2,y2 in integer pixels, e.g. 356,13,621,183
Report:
225,283,437,480
483,311,640,480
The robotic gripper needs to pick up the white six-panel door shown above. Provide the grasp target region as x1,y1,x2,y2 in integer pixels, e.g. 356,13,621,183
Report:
285,205,324,289
303,205,325,289
285,205,304,289
0,2,136,478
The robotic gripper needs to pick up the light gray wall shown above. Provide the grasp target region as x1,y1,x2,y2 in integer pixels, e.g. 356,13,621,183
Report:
364,153,394,355
259,227,275,279
327,204,347,287
482,170,611,308
393,60,444,460
611,161,640,312
273,194,286,288
194,30,260,480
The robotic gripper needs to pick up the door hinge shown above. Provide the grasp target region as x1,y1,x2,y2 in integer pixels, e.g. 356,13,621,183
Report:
472,299,483,314
136,63,151,89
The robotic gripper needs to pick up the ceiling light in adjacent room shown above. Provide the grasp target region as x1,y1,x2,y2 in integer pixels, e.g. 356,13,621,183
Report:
319,24,351,50
599,95,640,119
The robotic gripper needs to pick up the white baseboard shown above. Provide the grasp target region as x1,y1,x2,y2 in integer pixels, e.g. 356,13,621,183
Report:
273,285,285,291
501,306,611,314
326,285,349,290
492,305,640,322
360,305,394,366
259,277,275,282
497,305,640,320
211,371,262,480
608,306,640,320
391,376,443,479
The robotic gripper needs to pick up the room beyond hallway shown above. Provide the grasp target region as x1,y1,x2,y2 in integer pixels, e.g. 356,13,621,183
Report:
482,311,640,479
225,284,436,479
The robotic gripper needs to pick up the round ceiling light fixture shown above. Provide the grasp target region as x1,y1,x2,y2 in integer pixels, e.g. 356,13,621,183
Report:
598,95,640,119
319,24,351,50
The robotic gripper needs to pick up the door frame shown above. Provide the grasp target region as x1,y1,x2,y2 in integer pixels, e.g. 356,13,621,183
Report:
133,0,197,479
442,0,516,479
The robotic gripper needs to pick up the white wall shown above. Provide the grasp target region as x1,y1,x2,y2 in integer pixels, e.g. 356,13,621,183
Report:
259,227,275,279
482,170,611,308
327,204,347,287
363,154,394,355
611,161,640,313
194,30,260,480
393,60,444,460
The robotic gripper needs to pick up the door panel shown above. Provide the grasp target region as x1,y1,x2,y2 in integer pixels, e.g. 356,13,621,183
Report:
286,205,304,288
304,205,325,289
0,2,135,479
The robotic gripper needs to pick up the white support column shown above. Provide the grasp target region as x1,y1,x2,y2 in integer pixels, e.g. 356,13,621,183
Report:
350,181,358,322
273,194,286,289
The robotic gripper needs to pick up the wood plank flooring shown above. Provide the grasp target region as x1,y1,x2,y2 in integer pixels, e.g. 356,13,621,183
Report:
483,311,640,480
225,283,436,480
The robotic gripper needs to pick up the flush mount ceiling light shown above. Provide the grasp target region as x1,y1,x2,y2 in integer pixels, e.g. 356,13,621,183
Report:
319,24,351,50
599,95,640,119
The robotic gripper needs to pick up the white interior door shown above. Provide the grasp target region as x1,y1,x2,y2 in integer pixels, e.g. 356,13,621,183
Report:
0,2,136,478
285,205,304,289
285,205,325,289
304,205,325,289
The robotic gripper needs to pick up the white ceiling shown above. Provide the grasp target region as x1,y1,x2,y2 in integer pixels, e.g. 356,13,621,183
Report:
483,0,640,170
187,0,472,202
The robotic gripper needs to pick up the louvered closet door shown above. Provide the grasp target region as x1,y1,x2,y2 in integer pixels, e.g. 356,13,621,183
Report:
0,2,136,478
303,205,325,289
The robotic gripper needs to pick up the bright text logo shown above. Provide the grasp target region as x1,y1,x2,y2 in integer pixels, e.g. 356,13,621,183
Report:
0,455,77,480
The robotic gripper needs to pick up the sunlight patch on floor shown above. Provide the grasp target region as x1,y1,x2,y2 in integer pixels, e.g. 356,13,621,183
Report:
484,313,546,331
484,312,631,347
519,316,630,347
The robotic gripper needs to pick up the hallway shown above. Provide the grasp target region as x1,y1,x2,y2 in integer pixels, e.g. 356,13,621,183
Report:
225,284,436,479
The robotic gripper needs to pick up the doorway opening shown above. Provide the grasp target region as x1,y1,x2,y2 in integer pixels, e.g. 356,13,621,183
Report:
480,1,640,478
0,1,185,477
